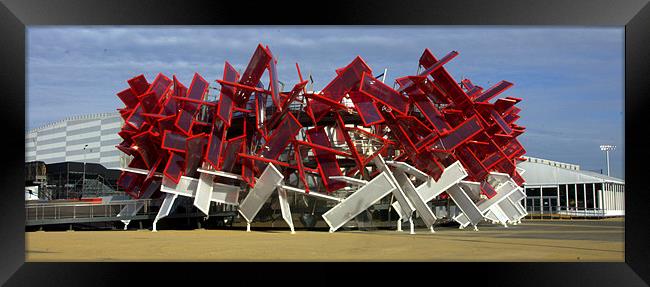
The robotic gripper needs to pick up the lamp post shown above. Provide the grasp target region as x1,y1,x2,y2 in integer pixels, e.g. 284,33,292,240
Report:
600,144,616,176
82,144,88,199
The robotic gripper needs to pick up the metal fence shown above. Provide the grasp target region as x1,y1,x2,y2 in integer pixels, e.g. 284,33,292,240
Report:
525,206,607,220
25,199,157,226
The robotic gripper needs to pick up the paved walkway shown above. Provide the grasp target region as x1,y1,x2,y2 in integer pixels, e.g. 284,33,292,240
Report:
26,220,624,261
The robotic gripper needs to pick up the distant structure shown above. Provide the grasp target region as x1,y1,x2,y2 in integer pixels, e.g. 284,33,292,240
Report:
519,156,624,217
26,112,128,169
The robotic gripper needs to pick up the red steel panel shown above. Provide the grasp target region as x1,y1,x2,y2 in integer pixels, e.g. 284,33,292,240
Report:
216,61,240,127
359,72,409,115
306,126,346,193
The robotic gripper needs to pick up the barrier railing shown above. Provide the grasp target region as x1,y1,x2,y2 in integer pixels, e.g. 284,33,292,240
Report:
524,206,607,220
25,199,157,225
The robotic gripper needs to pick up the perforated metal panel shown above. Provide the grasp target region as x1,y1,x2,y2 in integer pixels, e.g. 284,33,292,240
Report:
447,184,483,226
322,172,395,232
373,157,415,218
238,164,284,223
211,182,240,205
393,169,437,227
194,173,214,215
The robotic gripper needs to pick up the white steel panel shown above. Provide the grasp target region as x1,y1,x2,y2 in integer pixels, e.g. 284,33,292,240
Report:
487,205,510,224
161,176,198,197
496,197,522,222
447,184,484,227
458,181,481,202
153,193,179,231
476,181,519,213
280,185,343,202
322,172,395,232
238,164,284,223
119,167,163,177
277,187,295,233
329,176,368,186
373,157,415,219
418,161,468,201
393,168,437,227
386,161,429,181
194,173,214,215
211,182,240,205
392,161,467,217
197,168,243,180
454,213,470,228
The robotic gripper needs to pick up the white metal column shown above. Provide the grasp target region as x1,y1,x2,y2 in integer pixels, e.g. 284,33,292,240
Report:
556,185,560,212
574,184,578,209
598,188,603,210
592,183,596,209
621,184,625,213
565,185,569,209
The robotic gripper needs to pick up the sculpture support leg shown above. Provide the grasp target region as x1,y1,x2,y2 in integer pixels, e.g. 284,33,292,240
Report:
153,193,178,232
121,220,130,230
397,219,402,232
277,187,295,234
409,217,415,235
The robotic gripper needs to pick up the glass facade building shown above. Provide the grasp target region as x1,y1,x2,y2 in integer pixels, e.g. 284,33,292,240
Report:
518,156,625,217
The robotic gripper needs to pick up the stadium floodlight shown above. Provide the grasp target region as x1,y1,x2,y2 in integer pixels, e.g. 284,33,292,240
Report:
82,144,88,198
600,144,616,176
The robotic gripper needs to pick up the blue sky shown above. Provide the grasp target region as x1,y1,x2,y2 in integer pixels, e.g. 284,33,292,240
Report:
26,27,625,178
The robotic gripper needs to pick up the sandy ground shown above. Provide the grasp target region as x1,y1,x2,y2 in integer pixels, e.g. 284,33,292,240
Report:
26,220,624,262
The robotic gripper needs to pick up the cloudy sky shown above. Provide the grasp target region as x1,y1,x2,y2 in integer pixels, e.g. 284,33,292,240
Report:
26,26,625,178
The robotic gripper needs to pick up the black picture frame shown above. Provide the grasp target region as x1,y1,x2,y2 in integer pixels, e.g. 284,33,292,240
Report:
1,0,649,286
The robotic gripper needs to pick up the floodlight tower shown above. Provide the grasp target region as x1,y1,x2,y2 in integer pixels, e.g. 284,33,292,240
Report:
600,144,616,176
82,144,88,198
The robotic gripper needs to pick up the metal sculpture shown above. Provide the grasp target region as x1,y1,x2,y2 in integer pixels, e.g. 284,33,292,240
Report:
115,44,527,233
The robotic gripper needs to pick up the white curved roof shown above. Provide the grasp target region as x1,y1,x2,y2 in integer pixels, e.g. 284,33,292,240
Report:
518,160,624,186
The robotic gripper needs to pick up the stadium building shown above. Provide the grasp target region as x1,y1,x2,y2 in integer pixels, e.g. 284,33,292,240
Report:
26,112,127,169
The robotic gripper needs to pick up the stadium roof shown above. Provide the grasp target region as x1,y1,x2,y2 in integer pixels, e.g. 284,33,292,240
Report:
517,157,624,186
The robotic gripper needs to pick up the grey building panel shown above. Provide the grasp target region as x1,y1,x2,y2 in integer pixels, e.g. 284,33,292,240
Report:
66,149,99,157
36,136,66,146
101,116,122,125
100,138,122,146
66,125,102,137
36,126,66,136
37,146,66,155
100,128,122,136
100,150,120,158
67,136,101,147
66,118,98,126
41,157,66,164
27,112,129,167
